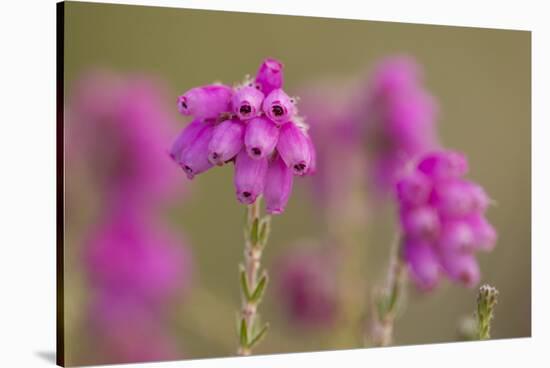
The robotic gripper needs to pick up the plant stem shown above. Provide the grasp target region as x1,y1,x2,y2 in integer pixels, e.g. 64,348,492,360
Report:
237,197,270,356
365,233,407,347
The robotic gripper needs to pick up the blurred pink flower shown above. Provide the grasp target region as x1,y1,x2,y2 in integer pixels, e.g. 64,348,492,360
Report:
397,150,496,290
68,71,184,208
84,202,193,305
274,243,340,329
362,56,439,193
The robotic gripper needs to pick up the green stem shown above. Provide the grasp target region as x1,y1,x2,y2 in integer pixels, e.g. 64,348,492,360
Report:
237,197,270,356
365,234,407,347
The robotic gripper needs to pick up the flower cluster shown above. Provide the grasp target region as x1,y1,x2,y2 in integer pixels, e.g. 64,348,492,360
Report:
70,73,193,364
362,56,439,192
170,58,316,214
274,243,339,328
396,150,496,290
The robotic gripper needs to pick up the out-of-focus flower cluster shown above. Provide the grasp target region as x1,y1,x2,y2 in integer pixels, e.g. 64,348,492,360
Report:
361,56,439,193
396,150,496,290
170,58,316,214
69,72,193,363
274,243,340,328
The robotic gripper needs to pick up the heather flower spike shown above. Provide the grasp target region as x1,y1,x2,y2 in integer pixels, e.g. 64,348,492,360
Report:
255,58,284,95
277,122,312,176
244,116,279,160
177,84,232,120
208,119,244,166
395,150,496,289
233,86,264,120
170,59,316,356
263,89,295,125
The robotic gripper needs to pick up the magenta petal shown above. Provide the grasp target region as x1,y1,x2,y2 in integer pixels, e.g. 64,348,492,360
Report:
255,58,284,95
440,250,480,288
177,122,215,179
169,119,205,163
208,119,244,165
262,89,295,125
264,154,294,214
177,84,232,120
277,122,312,176
404,240,440,291
234,150,268,205
232,86,264,120
244,116,279,160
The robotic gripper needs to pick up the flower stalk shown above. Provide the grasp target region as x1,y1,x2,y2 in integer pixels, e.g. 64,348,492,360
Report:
366,234,407,347
476,284,499,340
237,197,271,356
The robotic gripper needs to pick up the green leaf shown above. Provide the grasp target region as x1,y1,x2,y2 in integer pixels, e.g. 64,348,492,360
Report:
239,318,248,347
250,217,259,245
251,273,268,303
258,216,271,247
240,265,251,300
248,323,269,349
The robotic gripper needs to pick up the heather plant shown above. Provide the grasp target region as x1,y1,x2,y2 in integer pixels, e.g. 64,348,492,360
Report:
170,58,317,355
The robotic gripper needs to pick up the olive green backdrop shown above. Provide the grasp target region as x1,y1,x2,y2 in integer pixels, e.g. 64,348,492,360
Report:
62,1,530,364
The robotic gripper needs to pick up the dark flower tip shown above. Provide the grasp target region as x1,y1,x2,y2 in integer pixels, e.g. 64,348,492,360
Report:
272,105,284,117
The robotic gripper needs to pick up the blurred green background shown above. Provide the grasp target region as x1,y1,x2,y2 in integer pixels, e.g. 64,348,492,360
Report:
63,1,530,365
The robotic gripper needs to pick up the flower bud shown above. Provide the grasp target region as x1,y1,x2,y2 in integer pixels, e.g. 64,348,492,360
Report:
169,119,204,163
234,150,268,204
417,150,468,180
277,122,312,176
400,206,440,241
404,240,440,291
432,179,489,218
439,219,475,252
262,89,295,125
208,119,244,166
467,214,497,251
244,116,279,160
177,84,232,120
396,171,432,207
440,250,480,288
264,154,294,214
177,122,215,179
255,58,284,95
232,86,264,120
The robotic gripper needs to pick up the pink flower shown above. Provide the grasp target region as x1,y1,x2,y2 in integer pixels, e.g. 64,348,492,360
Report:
208,118,245,166
262,88,296,125
363,56,439,192
234,149,268,205
396,150,496,289
244,116,279,160
255,58,284,95
177,84,232,120
232,85,264,120
277,122,314,176
170,58,317,214
68,72,184,208
264,153,294,214
274,243,339,328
